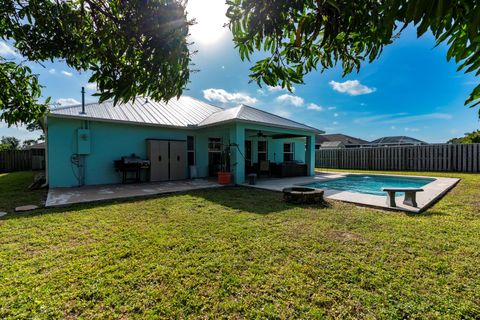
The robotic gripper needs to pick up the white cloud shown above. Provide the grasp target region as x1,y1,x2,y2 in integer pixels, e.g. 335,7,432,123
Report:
49,68,56,74
381,113,452,124
391,126,396,130
256,89,266,96
353,113,408,124
0,42,17,57
404,127,420,132
267,85,295,93
329,80,376,96
202,88,257,105
353,112,452,125
275,108,292,118
56,98,80,106
85,82,97,91
307,103,323,111
328,106,336,110
61,70,73,77
333,121,339,125
333,113,339,117
275,94,304,107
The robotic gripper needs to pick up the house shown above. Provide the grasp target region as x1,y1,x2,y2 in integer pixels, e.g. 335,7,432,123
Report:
315,134,368,149
25,142,46,170
45,96,323,187
24,142,45,150
369,136,427,147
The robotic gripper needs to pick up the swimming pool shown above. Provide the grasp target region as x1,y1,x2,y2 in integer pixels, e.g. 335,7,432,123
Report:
303,174,435,196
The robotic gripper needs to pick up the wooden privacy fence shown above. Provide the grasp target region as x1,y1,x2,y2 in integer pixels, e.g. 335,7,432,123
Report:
316,144,480,172
0,149,45,173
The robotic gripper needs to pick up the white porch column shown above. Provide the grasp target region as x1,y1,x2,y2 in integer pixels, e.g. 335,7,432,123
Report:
306,134,315,176
229,124,245,184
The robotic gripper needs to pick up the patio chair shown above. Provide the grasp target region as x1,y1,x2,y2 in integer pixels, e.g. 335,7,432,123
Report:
259,160,271,177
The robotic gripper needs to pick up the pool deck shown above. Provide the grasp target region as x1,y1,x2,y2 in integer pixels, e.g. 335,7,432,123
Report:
242,171,459,213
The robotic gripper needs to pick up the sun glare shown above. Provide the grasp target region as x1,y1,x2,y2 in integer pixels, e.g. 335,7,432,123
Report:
187,0,229,45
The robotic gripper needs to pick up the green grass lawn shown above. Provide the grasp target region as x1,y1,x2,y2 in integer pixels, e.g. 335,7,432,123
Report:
0,171,46,213
0,170,479,318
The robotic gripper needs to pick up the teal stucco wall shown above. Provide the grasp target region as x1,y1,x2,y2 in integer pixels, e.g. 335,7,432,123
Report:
47,116,316,187
47,117,192,187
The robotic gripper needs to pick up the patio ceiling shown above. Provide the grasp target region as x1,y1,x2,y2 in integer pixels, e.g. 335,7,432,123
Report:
245,129,309,140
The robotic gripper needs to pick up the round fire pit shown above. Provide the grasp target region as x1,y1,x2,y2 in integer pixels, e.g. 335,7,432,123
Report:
282,186,324,204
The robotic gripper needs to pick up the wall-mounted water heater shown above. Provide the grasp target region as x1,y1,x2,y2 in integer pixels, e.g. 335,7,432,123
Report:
77,128,91,155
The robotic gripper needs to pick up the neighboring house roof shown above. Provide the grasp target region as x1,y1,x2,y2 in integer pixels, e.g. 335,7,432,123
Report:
48,96,322,133
25,142,45,150
370,136,427,145
316,133,368,146
320,141,344,148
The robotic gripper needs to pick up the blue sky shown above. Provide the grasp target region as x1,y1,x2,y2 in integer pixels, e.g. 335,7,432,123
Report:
1,0,479,143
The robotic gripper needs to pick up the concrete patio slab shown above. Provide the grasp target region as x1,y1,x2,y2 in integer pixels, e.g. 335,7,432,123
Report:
46,179,223,207
242,171,459,213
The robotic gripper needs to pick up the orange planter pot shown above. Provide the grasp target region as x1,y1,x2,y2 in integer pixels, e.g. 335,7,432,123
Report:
217,172,233,185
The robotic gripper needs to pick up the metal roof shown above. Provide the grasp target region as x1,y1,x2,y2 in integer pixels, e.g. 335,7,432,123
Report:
199,104,322,133
49,97,322,133
49,96,223,128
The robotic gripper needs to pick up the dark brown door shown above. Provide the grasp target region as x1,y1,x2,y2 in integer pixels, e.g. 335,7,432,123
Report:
169,141,187,180
148,140,169,181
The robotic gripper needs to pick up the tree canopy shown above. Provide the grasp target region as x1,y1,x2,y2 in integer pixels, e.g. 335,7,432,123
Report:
448,130,480,144
0,0,192,126
0,136,20,150
226,0,480,114
1,0,480,128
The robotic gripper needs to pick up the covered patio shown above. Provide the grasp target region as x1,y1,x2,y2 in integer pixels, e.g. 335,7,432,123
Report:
225,121,319,184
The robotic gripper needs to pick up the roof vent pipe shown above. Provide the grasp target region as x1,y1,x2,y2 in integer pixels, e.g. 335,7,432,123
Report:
80,86,86,114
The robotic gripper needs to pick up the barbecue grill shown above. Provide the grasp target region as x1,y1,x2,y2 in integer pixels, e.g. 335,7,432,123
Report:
114,154,150,183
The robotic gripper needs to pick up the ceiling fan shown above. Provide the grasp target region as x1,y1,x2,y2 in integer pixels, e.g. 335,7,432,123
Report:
249,131,272,138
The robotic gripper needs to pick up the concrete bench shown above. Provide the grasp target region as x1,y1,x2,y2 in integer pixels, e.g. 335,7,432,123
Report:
382,188,424,207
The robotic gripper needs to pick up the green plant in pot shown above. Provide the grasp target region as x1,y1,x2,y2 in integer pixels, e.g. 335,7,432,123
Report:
217,143,233,184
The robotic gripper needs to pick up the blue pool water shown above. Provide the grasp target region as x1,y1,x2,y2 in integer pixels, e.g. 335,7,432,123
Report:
304,175,435,196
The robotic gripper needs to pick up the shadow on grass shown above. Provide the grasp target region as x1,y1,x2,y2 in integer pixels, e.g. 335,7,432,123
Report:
193,186,331,214
2,183,452,221
1,186,332,220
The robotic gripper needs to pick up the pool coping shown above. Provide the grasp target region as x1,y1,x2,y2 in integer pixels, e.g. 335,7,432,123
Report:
241,172,460,213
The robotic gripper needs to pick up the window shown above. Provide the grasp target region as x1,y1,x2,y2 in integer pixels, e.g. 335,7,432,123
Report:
208,138,222,176
187,136,195,166
283,143,294,162
257,140,267,162
208,137,222,152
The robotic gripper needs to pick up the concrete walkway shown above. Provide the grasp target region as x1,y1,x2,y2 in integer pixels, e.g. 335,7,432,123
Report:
46,179,223,207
